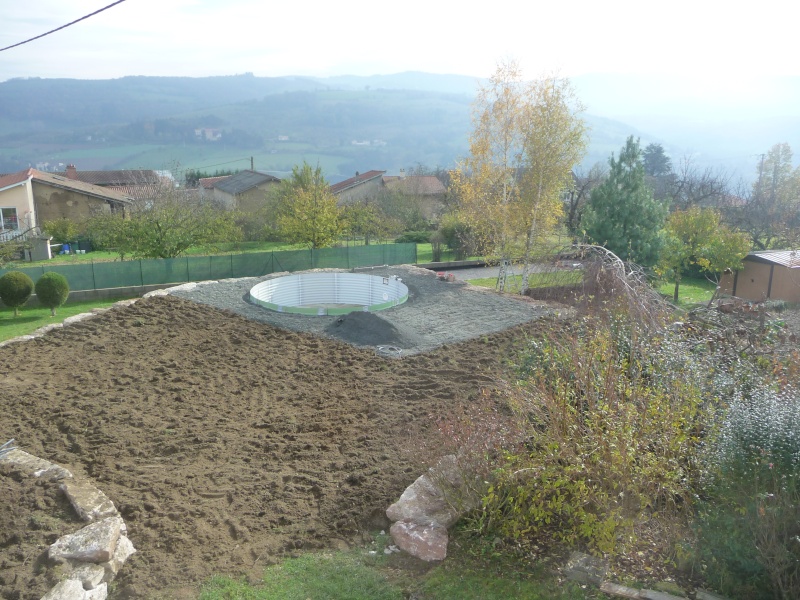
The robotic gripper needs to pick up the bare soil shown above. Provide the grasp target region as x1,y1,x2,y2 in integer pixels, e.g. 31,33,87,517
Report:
0,269,553,599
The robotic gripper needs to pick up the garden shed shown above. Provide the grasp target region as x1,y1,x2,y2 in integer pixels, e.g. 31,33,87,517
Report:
719,250,800,302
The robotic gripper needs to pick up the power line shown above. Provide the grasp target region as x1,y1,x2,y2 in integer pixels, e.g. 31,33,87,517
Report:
0,1,128,53
174,158,252,174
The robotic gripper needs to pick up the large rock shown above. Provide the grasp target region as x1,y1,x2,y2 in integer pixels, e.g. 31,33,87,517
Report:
386,455,479,528
41,580,107,600
389,520,448,561
49,516,124,563
67,563,106,590
61,479,118,522
0,448,73,481
101,534,137,580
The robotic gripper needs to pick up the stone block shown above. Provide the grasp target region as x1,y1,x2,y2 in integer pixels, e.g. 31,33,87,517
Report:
61,479,118,522
41,579,85,600
101,534,137,580
41,580,107,599
68,563,106,589
599,581,643,598
49,516,124,563
389,519,448,561
564,551,608,585
0,448,73,481
639,591,687,600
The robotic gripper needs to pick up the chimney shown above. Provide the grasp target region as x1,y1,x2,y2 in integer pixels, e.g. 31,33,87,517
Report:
65,164,78,180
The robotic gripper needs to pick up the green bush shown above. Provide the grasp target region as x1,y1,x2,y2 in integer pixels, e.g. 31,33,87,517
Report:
697,385,800,600
0,271,34,316
42,218,81,245
35,272,70,316
475,307,714,556
394,230,431,244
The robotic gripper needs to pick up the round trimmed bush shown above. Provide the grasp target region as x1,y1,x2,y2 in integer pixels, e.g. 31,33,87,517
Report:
0,271,34,316
35,272,70,316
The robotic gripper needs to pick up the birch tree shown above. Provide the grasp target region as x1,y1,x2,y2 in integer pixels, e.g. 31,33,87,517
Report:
518,77,588,293
450,59,587,292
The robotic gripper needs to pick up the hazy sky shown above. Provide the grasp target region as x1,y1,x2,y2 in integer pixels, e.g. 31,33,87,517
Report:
1,0,797,83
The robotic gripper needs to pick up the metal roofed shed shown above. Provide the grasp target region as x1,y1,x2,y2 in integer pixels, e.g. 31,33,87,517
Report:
249,272,409,316
720,250,800,302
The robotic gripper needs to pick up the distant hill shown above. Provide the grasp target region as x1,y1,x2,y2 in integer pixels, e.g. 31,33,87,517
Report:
1,72,794,181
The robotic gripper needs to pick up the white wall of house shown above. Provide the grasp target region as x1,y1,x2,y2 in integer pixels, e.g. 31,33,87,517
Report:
0,180,36,232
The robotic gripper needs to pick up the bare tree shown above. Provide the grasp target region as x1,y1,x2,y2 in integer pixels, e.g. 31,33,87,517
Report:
564,163,606,236
660,156,731,211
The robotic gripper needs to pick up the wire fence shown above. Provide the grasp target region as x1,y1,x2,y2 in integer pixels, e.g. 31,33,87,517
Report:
0,244,417,293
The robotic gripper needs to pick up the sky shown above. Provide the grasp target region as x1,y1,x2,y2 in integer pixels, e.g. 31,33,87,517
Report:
1,0,798,83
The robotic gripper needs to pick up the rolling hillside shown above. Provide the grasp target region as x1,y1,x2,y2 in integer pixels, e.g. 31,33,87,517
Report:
3,71,790,181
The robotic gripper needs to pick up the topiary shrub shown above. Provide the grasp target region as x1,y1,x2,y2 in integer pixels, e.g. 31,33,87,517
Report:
0,271,34,317
35,272,70,316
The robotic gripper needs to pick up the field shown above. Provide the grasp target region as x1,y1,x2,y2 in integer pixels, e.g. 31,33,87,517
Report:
0,268,556,599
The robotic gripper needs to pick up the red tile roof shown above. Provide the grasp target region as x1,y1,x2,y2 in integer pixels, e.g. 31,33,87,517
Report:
34,171,132,203
382,175,446,195
107,184,166,201
0,169,33,189
329,170,386,195
58,169,162,186
199,175,232,190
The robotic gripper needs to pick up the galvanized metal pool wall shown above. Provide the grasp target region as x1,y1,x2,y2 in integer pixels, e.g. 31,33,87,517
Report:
249,272,409,315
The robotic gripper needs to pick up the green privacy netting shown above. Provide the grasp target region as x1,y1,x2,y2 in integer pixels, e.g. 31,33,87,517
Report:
0,244,417,292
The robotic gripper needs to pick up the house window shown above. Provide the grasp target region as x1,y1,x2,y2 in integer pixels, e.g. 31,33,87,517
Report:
1,207,19,230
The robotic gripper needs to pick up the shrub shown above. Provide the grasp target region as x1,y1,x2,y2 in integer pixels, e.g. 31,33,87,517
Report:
697,384,800,600
394,230,431,244
42,218,80,245
0,271,34,316
475,307,715,556
35,272,70,316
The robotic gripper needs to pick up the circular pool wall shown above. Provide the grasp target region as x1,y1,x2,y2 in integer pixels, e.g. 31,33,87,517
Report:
249,272,409,316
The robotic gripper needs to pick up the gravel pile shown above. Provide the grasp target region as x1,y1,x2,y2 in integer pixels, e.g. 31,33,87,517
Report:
166,264,555,355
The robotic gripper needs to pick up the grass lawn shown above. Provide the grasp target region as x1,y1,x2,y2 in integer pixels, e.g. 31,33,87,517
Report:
467,271,583,293
657,276,717,307
199,532,589,600
415,243,483,264
0,298,132,342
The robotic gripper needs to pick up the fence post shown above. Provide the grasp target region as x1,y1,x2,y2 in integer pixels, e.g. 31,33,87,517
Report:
139,260,144,287
91,260,97,291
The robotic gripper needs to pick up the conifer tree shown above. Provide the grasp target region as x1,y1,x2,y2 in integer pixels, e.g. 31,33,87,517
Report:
582,136,667,266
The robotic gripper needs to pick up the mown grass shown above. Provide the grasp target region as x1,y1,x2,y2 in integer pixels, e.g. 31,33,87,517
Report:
467,270,583,293
199,532,590,600
657,276,717,307
0,298,131,341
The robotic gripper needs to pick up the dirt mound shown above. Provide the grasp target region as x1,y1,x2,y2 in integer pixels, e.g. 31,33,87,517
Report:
325,311,420,349
0,294,542,599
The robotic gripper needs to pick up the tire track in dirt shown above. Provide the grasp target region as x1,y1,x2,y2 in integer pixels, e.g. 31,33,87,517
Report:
1,287,549,598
